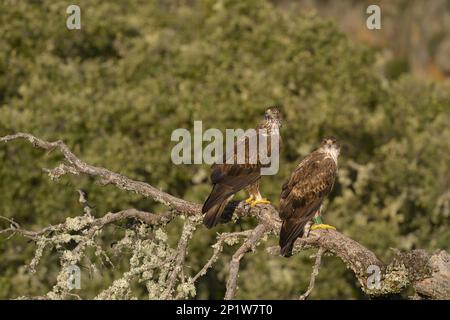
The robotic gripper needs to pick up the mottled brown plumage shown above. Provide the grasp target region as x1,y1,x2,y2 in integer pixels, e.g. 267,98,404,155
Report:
202,107,282,228
279,137,340,257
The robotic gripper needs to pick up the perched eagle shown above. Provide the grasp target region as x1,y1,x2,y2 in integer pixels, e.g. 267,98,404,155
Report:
279,137,340,257
202,107,282,228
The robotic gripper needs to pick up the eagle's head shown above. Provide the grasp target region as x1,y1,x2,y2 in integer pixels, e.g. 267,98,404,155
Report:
320,136,340,162
264,107,282,128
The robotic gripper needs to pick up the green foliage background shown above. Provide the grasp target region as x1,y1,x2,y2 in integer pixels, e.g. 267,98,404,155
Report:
0,0,448,299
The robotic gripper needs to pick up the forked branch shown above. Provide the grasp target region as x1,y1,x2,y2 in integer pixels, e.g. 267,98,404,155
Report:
1,133,449,300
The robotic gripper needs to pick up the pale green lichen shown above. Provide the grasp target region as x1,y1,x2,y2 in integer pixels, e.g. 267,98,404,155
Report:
224,236,240,246
155,228,168,242
28,239,47,274
64,215,94,232
364,264,410,296
96,278,133,300
23,205,204,299
176,281,196,299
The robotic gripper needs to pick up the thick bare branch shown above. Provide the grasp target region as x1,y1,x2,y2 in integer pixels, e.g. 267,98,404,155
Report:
268,229,450,298
413,250,450,299
1,133,199,214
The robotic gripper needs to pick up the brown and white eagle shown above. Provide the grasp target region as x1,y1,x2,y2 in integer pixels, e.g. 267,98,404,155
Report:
202,107,282,228
279,137,340,257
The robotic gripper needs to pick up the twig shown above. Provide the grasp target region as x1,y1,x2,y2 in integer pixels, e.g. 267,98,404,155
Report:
224,224,269,300
161,216,200,298
299,247,325,300
0,209,173,240
192,230,253,283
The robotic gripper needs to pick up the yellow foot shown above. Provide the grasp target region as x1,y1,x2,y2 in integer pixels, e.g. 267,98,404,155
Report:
311,224,336,231
244,195,254,204
250,198,271,207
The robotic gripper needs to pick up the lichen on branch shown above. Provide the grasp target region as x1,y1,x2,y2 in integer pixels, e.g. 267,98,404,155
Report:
1,133,449,300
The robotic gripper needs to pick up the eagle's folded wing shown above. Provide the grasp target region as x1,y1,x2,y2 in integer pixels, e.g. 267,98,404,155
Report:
279,154,337,254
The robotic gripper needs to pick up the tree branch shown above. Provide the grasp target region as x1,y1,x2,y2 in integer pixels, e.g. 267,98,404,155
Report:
224,224,269,300
192,230,253,283
161,216,201,299
299,247,325,300
1,132,449,300
1,133,199,214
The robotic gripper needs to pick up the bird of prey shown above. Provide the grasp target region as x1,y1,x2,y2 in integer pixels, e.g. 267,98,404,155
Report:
279,137,340,257
202,107,282,229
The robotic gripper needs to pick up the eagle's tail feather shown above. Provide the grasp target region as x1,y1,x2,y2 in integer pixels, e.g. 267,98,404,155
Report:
203,197,231,229
202,185,234,229
279,219,309,257
203,184,230,213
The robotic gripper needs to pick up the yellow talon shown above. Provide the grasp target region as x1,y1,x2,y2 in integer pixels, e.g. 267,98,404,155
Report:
250,198,271,207
244,195,254,204
311,224,336,231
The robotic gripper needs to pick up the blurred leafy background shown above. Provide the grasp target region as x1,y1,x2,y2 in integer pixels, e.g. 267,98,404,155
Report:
0,0,449,299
